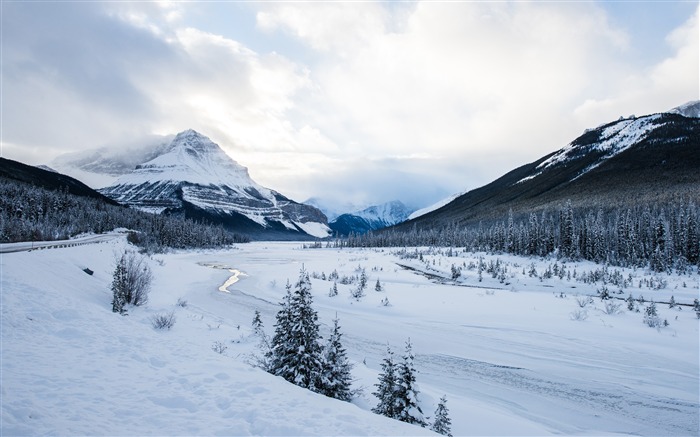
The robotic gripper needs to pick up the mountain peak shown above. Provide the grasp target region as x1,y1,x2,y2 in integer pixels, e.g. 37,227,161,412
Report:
99,130,330,238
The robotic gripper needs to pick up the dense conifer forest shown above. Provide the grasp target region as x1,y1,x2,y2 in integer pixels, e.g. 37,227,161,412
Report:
338,199,700,273
0,178,248,250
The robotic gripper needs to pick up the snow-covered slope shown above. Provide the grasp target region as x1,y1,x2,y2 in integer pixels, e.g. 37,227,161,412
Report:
519,101,700,185
2,239,698,435
669,100,700,118
329,201,415,236
408,192,464,221
0,238,433,436
516,113,665,185
99,130,329,238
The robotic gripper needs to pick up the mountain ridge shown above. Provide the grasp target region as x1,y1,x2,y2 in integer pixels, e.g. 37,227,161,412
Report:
394,102,700,231
329,200,415,236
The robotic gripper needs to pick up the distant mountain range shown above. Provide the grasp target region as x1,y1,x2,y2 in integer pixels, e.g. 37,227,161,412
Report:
95,130,330,239
396,101,700,231
328,200,416,236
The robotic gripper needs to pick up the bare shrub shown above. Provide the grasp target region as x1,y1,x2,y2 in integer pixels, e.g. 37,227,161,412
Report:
114,251,152,306
176,298,188,308
150,311,176,330
575,295,593,308
570,309,588,321
212,341,228,354
603,301,622,315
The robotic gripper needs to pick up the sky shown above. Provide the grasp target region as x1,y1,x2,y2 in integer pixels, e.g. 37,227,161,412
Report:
1,1,698,211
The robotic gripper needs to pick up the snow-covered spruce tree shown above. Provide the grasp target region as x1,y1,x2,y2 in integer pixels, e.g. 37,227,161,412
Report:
375,279,383,292
395,339,426,426
372,345,398,419
252,309,264,336
431,395,453,437
329,281,338,297
644,301,661,328
269,269,324,391
266,281,294,375
111,255,128,315
317,316,353,401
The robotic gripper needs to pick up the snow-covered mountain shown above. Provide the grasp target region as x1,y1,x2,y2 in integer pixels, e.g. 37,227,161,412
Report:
408,191,464,221
329,200,415,236
393,101,700,230
99,130,329,239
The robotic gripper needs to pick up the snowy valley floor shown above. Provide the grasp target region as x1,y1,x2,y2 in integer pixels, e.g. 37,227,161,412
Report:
1,238,699,436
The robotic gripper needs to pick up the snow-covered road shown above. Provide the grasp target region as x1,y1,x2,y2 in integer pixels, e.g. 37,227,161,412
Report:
0,232,122,253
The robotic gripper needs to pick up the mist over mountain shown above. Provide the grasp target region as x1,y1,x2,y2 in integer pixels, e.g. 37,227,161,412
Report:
51,135,175,188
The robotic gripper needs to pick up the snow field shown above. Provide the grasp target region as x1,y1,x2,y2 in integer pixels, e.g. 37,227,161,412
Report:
2,239,698,435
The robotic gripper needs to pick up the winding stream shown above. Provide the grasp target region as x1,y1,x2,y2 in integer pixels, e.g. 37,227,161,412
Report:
218,269,243,293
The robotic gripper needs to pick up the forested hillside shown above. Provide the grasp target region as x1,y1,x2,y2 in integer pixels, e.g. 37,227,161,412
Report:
0,177,248,250
344,199,699,273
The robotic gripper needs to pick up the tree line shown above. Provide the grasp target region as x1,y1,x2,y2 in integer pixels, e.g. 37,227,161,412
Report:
336,199,700,273
0,177,248,250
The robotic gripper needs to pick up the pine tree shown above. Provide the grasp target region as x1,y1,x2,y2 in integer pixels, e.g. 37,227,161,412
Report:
267,281,294,377
284,268,324,390
644,301,660,327
111,255,128,315
395,339,426,426
329,281,338,297
317,316,353,401
372,345,398,419
375,279,383,292
668,295,676,308
431,395,453,437
252,309,264,336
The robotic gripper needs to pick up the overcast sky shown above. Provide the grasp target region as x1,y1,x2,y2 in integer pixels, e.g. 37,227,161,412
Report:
2,1,698,209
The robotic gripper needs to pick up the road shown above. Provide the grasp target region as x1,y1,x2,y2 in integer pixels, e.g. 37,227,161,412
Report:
0,233,123,254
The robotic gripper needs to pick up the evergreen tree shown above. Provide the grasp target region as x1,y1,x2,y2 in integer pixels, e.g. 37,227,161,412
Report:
329,281,338,297
252,309,264,336
111,255,128,315
372,345,398,419
283,268,324,390
644,301,661,328
395,339,426,426
560,200,575,259
317,316,353,401
375,279,383,292
267,281,294,377
431,395,453,437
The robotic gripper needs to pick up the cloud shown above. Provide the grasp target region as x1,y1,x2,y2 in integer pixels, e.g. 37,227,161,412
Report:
256,2,697,207
2,2,697,211
573,5,699,125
